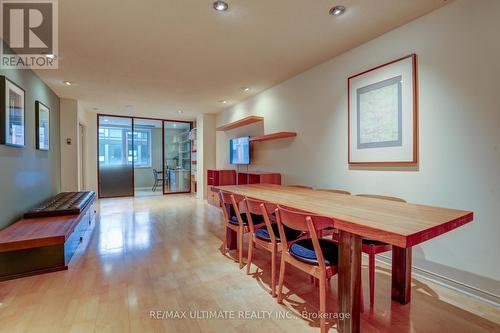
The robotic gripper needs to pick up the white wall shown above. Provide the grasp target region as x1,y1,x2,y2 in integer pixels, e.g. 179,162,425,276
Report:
196,113,216,200
77,110,98,193
216,0,500,298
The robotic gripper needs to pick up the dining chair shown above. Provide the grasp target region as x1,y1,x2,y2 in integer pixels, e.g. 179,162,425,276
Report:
275,205,339,333
333,194,406,307
287,185,314,189
245,197,303,297
219,191,266,269
151,169,164,192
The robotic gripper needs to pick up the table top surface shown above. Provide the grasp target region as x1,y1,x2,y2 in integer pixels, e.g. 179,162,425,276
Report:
215,184,473,248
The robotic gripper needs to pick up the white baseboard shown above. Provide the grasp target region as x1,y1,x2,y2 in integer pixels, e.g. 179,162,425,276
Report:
374,254,500,308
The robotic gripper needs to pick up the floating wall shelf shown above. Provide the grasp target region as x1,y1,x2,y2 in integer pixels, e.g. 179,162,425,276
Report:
249,132,297,142
216,116,264,131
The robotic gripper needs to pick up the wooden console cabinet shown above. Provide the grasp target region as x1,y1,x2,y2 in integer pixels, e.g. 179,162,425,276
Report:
236,171,281,185
207,170,236,206
206,170,281,206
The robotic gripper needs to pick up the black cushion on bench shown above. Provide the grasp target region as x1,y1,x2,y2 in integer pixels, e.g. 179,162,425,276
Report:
23,192,96,219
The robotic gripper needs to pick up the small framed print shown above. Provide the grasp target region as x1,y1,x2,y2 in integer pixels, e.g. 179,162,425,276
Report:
348,54,418,165
36,101,50,150
0,76,26,147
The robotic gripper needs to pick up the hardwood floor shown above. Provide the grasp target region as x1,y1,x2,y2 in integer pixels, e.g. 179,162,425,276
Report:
0,195,498,333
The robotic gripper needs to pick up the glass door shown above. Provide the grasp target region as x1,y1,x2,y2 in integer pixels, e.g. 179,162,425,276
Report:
132,118,163,197
163,121,191,194
97,115,134,198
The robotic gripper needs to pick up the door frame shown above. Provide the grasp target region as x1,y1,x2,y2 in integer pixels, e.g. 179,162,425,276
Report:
96,113,193,198
162,120,193,195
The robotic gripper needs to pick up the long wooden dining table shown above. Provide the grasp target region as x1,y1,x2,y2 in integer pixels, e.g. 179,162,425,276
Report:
215,184,474,333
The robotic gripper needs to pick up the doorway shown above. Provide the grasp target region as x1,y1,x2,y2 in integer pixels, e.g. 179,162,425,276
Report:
97,115,193,198
133,118,163,197
163,121,192,194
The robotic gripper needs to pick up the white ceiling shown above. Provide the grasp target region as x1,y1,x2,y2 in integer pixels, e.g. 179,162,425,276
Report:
34,0,448,120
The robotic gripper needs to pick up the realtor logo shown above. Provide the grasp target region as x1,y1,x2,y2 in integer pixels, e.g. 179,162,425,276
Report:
1,0,58,69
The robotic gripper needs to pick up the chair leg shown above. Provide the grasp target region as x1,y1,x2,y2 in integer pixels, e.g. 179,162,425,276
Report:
319,275,327,333
246,236,254,275
271,246,277,297
222,224,228,254
361,277,365,313
238,227,244,269
277,257,286,304
369,252,375,307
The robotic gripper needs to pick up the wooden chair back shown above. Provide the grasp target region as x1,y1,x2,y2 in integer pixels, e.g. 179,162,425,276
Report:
316,189,351,195
276,205,334,272
219,191,245,227
244,197,277,238
219,190,244,205
244,198,277,216
356,194,406,203
287,185,313,189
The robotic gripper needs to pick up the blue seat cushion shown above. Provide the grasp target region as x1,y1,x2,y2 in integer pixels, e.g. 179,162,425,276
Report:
362,238,388,246
290,238,339,266
254,224,302,242
229,213,264,225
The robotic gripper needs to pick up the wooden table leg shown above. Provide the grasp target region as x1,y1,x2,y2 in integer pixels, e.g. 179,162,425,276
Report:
391,246,412,304
338,231,362,333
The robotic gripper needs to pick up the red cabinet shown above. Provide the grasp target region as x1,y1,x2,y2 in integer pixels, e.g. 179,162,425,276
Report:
236,172,281,185
207,169,236,186
207,170,236,206
207,170,281,206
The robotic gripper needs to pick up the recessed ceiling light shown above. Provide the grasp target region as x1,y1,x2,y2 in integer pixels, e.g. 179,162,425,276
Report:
218,100,228,104
329,5,346,16
103,118,109,122
63,81,72,86
177,110,183,114
45,54,56,59
213,1,228,12
241,87,250,92
173,123,177,127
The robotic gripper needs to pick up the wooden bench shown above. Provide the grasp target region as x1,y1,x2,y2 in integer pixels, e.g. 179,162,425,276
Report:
0,192,97,281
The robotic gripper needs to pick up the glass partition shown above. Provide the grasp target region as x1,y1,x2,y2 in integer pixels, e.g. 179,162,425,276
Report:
133,118,163,196
163,121,191,193
98,115,134,197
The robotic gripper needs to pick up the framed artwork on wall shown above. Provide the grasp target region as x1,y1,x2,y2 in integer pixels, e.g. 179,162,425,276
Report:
36,101,50,150
348,54,418,165
0,76,26,147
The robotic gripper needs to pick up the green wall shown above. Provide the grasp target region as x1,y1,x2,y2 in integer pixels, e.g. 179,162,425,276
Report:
0,51,61,229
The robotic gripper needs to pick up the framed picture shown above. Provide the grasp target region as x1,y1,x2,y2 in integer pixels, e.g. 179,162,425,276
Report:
36,101,50,150
348,54,418,165
0,76,26,147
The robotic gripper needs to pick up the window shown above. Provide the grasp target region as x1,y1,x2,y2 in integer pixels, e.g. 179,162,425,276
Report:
128,129,152,168
98,127,152,168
